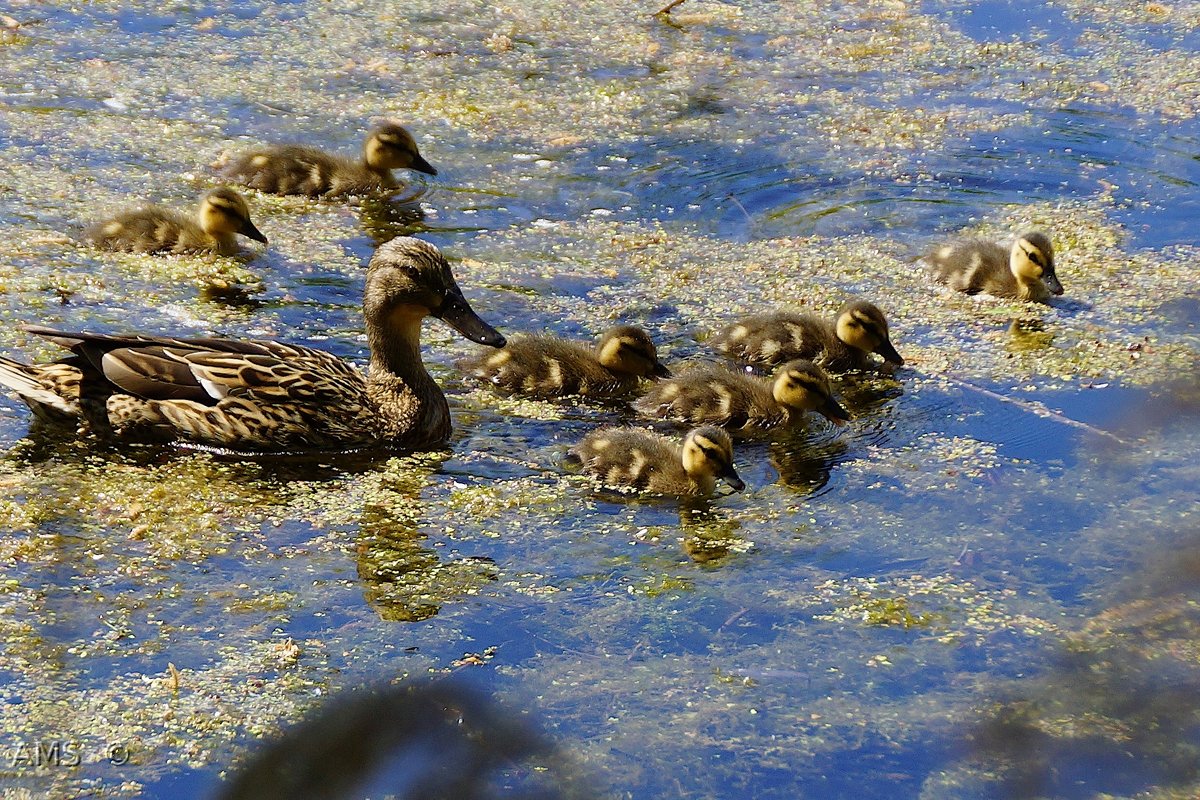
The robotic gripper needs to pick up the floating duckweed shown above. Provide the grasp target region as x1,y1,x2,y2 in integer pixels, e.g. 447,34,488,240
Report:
811,575,1062,644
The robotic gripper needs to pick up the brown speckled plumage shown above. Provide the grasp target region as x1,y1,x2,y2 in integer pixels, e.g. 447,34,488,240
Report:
927,230,1063,302
220,122,437,197
712,300,903,372
83,187,267,256
459,324,668,398
569,425,744,497
0,238,504,452
633,360,849,433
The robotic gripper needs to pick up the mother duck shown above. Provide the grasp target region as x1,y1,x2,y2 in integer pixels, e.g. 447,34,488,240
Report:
0,238,504,452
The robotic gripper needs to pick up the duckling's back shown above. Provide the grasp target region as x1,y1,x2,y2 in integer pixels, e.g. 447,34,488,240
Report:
461,334,639,398
84,206,211,254
713,311,852,370
927,238,1015,296
571,427,691,495
222,145,390,197
633,364,781,432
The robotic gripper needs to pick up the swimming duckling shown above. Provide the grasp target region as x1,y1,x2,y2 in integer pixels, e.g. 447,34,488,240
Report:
0,238,505,452
84,187,267,256
569,425,745,497
927,230,1063,302
459,325,669,399
220,121,437,197
633,359,849,433
712,300,903,373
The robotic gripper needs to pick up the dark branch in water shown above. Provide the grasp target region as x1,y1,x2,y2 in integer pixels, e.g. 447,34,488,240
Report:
725,193,753,226
654,0,689,15
937,373,1130,445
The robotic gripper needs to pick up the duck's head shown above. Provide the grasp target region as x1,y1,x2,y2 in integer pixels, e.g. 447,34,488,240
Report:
197,187,268,244
365,237,504,347
834,300,903,365
1010,230,1063,297
596,325,670,379
771,359,850,425
364,122,438,176
681,426,744,493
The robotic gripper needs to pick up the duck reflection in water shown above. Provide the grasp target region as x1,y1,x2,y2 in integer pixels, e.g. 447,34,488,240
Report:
355,487,498,624
357,191,431,245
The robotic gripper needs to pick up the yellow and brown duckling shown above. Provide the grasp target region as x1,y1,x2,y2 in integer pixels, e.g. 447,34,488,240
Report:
459,325,669,399
633,359,849,434
0,238,504,452
927,229,1063,302
83,187,267,256
219,121,436,197
712,300,903,373
570,425,744,497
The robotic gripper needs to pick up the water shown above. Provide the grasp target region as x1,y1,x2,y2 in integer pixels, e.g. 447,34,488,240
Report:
0,1,1199,798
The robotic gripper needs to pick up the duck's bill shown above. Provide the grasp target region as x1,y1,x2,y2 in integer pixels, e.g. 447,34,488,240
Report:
720,464,746,492
652,362,672,379
241,221,269,245
819,397,852,426
439,295,505,347
1045,273,1065,295
410,154,438,176
876,339,904,365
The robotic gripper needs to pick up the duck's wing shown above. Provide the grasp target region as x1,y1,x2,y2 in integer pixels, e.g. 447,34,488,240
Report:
23,326,365,406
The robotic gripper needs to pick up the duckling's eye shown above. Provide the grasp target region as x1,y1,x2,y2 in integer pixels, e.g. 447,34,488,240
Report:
698,444,726,465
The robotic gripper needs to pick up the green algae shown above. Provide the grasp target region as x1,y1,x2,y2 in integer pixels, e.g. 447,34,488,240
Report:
0,0,1197,797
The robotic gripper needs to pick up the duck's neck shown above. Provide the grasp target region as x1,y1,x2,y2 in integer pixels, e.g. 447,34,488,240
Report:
211,232,239,256
1014,274,1050,303
361,158,398,188
827,319,866,371
366,305,449,445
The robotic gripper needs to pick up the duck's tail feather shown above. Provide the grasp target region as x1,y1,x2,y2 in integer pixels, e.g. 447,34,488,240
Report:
0,356,78,416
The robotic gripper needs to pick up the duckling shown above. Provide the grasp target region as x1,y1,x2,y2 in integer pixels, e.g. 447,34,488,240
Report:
633,359,849,433
569,425,745,497
0,238,505,452
459,325,669,399
712,300,903,372
83,187,267,256
220,121,437,197
927,230,1063,302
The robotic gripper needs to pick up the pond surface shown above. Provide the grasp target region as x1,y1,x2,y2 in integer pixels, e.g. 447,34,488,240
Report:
1,0,1199,797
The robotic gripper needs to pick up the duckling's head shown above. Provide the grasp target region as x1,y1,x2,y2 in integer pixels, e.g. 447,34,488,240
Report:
364,122,438,176
834,300,904,365
681,426,744,493
596,325,670,379
197,187,268,244
1009,231,1063,297
365,237,504,347
771,360,850,425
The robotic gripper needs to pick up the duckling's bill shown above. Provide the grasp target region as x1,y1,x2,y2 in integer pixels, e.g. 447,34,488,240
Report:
410,153,438,176
720,462,746,492
240,218,268,245
818,395,852,426
877,339,904,365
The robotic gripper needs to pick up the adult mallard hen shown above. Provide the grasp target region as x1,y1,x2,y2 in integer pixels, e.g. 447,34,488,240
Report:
0,238,504,452
712,300,903,373
926,229,1063,302
459,324,669,399
84,187,267,256
220,121,437,197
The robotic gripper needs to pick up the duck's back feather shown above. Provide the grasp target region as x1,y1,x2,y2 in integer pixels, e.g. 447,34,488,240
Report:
222,145,390,197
